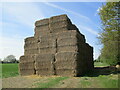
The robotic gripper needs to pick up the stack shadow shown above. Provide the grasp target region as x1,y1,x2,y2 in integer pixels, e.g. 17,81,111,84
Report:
19,14,94,76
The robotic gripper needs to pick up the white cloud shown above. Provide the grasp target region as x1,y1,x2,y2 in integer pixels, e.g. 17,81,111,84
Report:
0,3,45,59
94,50,100,60
0,36,24,60
79,25,98,36
44,2,91,22
2,3,44,28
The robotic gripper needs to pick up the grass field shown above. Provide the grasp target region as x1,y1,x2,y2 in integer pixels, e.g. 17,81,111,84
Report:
1,62,119,88
1,63,19,78
94,62,109,67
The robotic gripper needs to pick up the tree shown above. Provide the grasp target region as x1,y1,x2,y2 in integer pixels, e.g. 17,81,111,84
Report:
98,2,120,65
3,55,16,63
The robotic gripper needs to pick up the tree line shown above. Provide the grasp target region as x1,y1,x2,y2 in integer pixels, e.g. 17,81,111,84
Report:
97,2,120,65
0,55,19,63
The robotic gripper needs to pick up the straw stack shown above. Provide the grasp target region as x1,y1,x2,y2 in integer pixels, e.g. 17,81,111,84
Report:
19,14,94,76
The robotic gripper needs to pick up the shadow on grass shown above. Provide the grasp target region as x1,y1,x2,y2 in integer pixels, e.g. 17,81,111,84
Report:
84,66,119,77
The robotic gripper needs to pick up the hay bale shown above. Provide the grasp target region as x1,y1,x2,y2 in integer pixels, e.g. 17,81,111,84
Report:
57,37,78,47
19,62,34,70
55,69,77,76
36,69,53,76
55,52,79,61
57,30,77,38
55,60,76,69
35,60,52,69
24,43,38,50
57,45,78,53
19,69,35,76
49,21,69,31
19,55,36,63
35,54,55,76
39,47,56,54
35,18,49,27
24,48,39,55
49,14,71,23
49,14,73,33
38,37,56,48
25,37,35,43
35,25,49,31
50,27,68,34
35,54,54,62
34,30,50,38
57,30,85,43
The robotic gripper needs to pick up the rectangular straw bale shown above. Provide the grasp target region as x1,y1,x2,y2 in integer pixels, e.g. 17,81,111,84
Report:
19,69,35,76
49,14,71,23
85,43,94,70
57,45,78,53
57,30,77,38
55,60,76,69
34,25,50,34
55,52,79,62
39,33,57,40
35,18,49,27
19,55,36,63
19,62,34,69
36,54,54,62
57,30,85,43
34,30,50,38
50,21,69,30
57,37,78,46
55,69,77,76
35,61,52,69
35,64,52,70
50,27,68,34
39,47,56,54
38,37,56,48
24,48,39,55
25,37,36,44
24,43,38,50
36,69,53,76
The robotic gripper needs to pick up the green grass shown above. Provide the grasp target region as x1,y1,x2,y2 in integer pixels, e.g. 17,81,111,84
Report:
1,62,119,88
78,74,118,88
80,79,91,88
97,75,118,88
2,63,19,78
35,77,69,88
94,62,109,67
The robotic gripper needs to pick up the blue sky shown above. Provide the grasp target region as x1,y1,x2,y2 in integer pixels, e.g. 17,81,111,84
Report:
0,2,105,60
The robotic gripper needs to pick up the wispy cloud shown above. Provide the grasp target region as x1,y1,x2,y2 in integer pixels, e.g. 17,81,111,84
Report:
44,2,91,21
2,3,44,27
0,2,45,59
79,25,98,36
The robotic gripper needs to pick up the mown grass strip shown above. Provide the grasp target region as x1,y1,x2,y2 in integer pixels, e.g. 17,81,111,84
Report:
97,75,118,88
94,62,109,67
36,77,69,88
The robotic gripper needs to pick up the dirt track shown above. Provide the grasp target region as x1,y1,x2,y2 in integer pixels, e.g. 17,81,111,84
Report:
2,75,50,88
2,74,118,88
2,66,119,88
